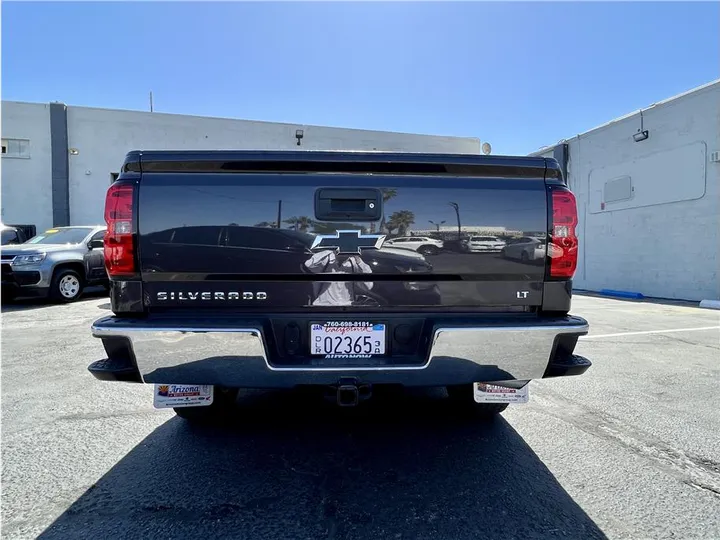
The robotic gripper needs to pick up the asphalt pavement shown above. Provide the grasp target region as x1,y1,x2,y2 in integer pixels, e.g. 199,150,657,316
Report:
1,292,719,539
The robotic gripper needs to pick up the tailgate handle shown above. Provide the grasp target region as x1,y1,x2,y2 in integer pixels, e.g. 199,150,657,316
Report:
314,188,382,222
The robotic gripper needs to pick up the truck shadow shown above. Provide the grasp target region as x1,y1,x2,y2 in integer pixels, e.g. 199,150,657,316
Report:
38,389,607,540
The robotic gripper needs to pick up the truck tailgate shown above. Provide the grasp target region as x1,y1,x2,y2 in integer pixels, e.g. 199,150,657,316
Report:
136,158,549,311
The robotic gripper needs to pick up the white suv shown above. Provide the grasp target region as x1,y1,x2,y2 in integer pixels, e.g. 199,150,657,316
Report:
502,236,547,262
464,236,506,253
384,236,444,256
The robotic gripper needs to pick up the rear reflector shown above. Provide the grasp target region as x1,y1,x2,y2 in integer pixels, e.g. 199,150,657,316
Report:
104,183,136,276
549,189,579,278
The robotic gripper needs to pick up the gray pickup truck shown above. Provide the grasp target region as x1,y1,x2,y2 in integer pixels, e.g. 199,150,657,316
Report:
89,150,591,423
1,226,109,302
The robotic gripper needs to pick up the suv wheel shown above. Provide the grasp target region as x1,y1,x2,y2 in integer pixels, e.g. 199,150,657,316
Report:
50,269,84,303
174,386,239,424
446,384,509,419
419,245,439,256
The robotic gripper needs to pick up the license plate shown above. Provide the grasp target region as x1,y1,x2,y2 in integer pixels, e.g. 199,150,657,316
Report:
473,383,529,404
153,384,214,409
311,322,386,357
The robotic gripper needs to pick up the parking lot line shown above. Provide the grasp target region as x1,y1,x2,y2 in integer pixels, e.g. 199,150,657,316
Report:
581,326,720,340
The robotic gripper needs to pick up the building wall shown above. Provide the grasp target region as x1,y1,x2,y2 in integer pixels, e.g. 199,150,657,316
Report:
1,101,480,231
536,80,720,302
0,102,54,232
64,106,481,226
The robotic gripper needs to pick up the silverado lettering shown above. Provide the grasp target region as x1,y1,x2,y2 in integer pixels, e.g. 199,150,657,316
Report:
90,150,591,423
156,291,268,301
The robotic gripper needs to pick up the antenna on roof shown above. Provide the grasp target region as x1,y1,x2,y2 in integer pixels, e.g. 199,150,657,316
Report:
149,91,154,113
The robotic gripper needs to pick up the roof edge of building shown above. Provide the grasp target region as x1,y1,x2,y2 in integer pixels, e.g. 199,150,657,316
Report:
530,78,720,156
1,99,480,142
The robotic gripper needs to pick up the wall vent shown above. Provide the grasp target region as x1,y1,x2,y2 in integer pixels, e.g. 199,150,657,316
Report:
604,175,633,204
1,138,30,158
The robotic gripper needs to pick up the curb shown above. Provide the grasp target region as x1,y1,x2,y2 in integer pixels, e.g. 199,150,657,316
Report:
599,289,645,300
699,299,720,310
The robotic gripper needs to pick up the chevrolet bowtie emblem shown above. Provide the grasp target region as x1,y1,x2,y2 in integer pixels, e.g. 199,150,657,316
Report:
311,230,386,254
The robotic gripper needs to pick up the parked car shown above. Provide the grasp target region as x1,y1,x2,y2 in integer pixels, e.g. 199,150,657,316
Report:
1,224,28,246
441,237,469,253
89,150,590,424
383,236,444,256
501,236,547,262
463,235,506,253
1,225,108,302
141,225,440,307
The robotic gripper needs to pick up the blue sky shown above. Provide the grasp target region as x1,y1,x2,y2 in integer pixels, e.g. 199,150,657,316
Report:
2,2,718,155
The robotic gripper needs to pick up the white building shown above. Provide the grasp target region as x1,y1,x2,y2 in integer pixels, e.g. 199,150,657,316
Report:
532,79,720,302
1,102,480,233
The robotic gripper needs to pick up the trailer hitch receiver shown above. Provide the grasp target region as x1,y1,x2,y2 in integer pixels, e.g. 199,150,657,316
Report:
334,378,372,407
337,385,360,407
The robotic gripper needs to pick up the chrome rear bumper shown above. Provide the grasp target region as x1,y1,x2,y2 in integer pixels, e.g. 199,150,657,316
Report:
90,315,589,387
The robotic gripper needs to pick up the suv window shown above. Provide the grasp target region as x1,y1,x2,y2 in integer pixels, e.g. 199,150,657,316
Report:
228,227,293,250
90,231,106,243
170,226,223,246
27,227,93,245
1,229,19,245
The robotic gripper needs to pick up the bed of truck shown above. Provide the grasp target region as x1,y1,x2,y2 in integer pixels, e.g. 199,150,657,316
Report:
89,150,590,421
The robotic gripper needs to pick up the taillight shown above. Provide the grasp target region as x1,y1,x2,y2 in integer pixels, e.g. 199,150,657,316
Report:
549,189,578,278
104,183,136,276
